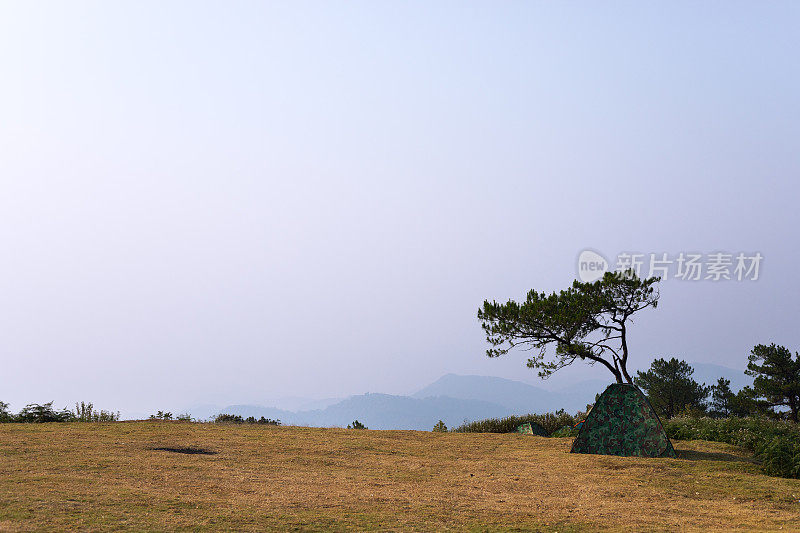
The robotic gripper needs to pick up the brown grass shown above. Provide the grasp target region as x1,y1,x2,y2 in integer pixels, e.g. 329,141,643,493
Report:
1,422,799,531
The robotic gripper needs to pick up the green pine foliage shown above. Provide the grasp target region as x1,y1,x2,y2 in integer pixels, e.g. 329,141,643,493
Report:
709,378,735,417
432,420,448,432
478,271,660,384
213,414,281,425
747,343,800,422
634,358,710,418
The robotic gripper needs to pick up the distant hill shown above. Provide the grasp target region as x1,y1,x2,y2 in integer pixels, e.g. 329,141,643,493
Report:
412,374,606,414
186,397,343,421
198,375,610,430
205,394,513,431
187,364,748,430
687,361,753,392
304,394,512,430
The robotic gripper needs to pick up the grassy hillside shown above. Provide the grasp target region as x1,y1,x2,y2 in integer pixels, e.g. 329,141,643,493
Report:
1,423,799,532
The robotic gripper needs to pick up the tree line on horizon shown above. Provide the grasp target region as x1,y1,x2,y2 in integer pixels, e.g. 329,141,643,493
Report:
635,345,800,423
0,401,119,423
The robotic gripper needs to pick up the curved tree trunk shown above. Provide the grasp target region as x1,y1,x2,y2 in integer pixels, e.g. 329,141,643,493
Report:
620,363,634,384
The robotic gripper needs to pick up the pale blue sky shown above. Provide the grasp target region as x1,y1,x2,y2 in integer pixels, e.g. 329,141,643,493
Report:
1,2,798,416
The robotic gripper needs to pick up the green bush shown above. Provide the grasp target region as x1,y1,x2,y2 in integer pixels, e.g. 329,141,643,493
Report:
432,420,447,432
757,436,800,478
213,414,280,425
214,413,244,423
347,420,367,429
664,416,800,478
0,401,12,423
16,402,73,423
2,401,118,423
451,410,579,435
74,402,120,422
550,425,579,438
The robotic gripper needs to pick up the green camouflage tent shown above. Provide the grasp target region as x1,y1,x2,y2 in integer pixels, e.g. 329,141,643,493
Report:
570,383,676,458
516,421,548,436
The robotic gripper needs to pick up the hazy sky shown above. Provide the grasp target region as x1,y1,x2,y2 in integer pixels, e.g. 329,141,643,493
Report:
1,2,798,416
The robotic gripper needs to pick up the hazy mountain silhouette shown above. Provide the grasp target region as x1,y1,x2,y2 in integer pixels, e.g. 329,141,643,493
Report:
686,361,753,392
207,394,512,430
412,374,607,414
192,363,750,430
201,375,609,430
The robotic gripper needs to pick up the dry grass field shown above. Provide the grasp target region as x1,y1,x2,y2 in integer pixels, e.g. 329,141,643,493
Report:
1,422,799,532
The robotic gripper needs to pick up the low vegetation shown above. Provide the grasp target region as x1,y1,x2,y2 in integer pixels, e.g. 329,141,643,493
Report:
14,402,73,423
0,401,119,423
549,425,580,438
74,402,121,422
665,416,800,478
213,413,281,425
456,411,800,479
452,409,582,435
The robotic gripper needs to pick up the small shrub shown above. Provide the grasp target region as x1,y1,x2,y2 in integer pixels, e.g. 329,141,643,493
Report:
74,402,120,422
348,420,367,429
212,414,280,425
16,402,73,423
452,410,579,435
432,420,447,432
550,425,579,438
176,413,193,422
0,401,13,423
214,413,245,423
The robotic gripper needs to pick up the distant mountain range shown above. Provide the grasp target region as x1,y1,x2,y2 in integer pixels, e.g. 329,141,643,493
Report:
186,375,607,430
411,374,606,414
213,394,515,431
185,362,752,431
685,362,753,391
